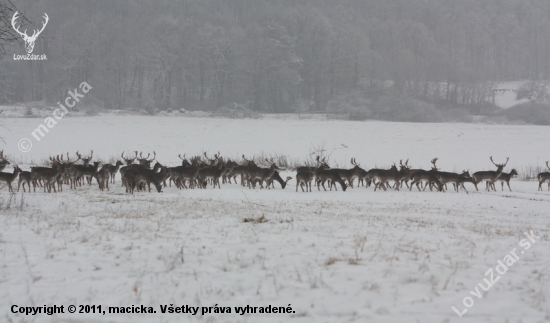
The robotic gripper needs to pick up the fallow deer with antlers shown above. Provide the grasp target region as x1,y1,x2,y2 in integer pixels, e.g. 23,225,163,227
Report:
472,156,509,191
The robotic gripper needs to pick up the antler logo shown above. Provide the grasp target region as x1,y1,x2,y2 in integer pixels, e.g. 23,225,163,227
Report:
11,11,49,54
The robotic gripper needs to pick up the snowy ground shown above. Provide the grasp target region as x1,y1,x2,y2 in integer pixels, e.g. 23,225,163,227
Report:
1,115,550,322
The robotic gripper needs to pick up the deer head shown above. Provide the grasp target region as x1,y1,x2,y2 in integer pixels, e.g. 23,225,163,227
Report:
121,151,137,165
12,12,49,54
76,150,93,165
490,156,509,171
49,156,60,166
66,152,81,164
242,154,257,167
137,151,156,165
204,152,220,165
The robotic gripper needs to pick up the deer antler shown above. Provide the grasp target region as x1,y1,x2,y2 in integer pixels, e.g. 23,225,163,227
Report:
546,161,550,171
490,156,509,168
150,151,156,161
89,150,93,159
405,159,409,166
178,154,185,161
431,158,439,170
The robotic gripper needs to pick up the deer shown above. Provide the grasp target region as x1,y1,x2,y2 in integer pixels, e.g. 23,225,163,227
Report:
371,163,401,191
168,162,201,189
228,155,259,186
123,163,165,193
0,165,23,193
17,170,33,192
119,151,155,181
32,161,66,193
62,153,83,189
489,169,518,191
365,164,397,189
81,161,101,186
456,175,476,194
101,160,123,183
436,170,472,193
71,151,95,186
221,159,239,184
247,158,283,189
472,156,509,191
265,171,291,189
394,159,412,190
95,165,111,191
394,159,422,189
537,162,550,191
409,158,443,192
330,158,365,188
296,169,315,192
315,168,348,191
29,156,61,191
195,153,226,189
296,156,330,187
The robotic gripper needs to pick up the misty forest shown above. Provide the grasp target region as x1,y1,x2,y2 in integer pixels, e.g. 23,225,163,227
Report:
1,0,550,122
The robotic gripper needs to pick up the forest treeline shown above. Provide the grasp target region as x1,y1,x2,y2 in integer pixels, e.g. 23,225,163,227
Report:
1,0,549,116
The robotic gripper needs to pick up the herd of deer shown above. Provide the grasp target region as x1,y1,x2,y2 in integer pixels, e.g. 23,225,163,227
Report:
0,149,549,195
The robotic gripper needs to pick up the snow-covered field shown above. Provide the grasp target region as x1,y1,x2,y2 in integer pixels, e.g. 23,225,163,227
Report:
1,115,550,322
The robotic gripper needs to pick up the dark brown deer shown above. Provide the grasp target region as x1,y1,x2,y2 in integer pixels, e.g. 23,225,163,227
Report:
489,169,518,191
0,165,23,192
472,156,509,191
409,158,443,192
17,170,33,192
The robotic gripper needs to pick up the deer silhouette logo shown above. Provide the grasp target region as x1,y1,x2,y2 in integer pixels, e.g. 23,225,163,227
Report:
12,11,49,54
